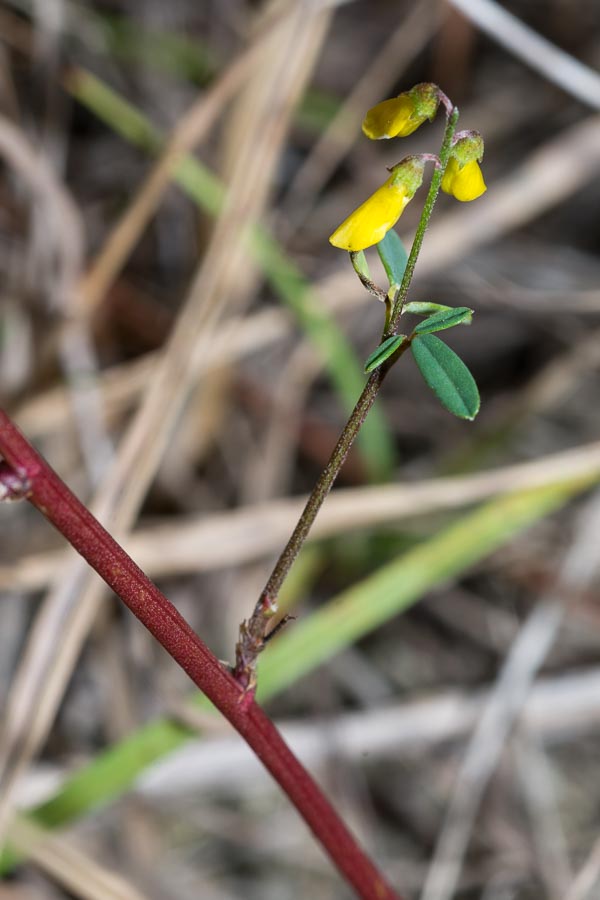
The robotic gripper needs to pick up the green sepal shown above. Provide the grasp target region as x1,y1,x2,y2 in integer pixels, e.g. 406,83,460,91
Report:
451,130,484,165
409,82,440,122
376,230,408,288
364,334,406,374
411,333,480,420
414,306,473,334
388,156,425,199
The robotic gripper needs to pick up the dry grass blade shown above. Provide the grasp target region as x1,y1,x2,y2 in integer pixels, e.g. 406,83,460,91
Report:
11,666,600,806
447,0,600,109
8,816,146,900
420,486,600,900
0,104,111,485
0,111,82,309
132,665,600,798
75,19,280,315
512,732,572,899
283,0,436,221
0,0,332,852
566,837,600,900
12,301,300,440
4,440,600,592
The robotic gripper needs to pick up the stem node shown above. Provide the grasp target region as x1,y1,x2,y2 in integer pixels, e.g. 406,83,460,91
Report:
0,461,31,502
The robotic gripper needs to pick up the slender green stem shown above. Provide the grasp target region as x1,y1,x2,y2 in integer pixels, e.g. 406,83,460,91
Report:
235,106,460,685
384,295,393,333
234,363,390,685
386,106,459,335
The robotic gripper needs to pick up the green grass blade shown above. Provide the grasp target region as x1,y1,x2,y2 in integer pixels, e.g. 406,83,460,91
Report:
0,718,190,872
256,477,594,696
68,70,162,153
3,470,596,873
97,14,218,84
93,14,340,131
69,69,394,480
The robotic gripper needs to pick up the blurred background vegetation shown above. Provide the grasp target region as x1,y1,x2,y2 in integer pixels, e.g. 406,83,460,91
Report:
1,0,600,898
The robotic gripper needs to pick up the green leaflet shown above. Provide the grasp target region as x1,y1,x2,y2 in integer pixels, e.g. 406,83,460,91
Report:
364,335,406,373
402,301,453,316
376,229,408,288
411,333,480,420
414,306,473,334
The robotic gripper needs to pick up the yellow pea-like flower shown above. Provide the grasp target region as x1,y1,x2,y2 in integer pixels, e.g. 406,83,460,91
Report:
362,83,439,140
329,157,424,252
362,96,423,140
441,157,486,202
329,179,410,251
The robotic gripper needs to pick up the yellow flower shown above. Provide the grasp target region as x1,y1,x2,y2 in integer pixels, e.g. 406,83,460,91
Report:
362,96,422,140
329,179,409,251
441,157,486,202
329,157,424,252
362,83,439,140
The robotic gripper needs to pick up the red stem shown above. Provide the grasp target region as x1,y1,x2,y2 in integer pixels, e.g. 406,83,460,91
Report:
0,409,403,900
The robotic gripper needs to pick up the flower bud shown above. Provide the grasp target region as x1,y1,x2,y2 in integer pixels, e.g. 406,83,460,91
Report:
441,131,487,202
329,157,424,252
362,83,440,140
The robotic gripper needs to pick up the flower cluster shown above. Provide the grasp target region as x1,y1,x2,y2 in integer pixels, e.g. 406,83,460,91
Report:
329,84,486,253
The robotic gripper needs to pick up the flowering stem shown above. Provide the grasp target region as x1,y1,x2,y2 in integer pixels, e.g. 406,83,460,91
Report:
386,106,459,334
0,409,402,900
236,110,460,685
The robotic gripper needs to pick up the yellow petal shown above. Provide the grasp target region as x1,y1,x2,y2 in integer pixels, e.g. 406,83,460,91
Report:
442,158,486,202
441,157,460,196
329,179,410,251
362,95,422,140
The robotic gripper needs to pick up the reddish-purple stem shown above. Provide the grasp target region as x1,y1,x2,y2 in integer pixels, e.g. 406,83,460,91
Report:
0,409,403,900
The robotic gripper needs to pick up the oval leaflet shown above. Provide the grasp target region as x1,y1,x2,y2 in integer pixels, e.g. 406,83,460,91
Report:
364,334,407,373
411,333,480,420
